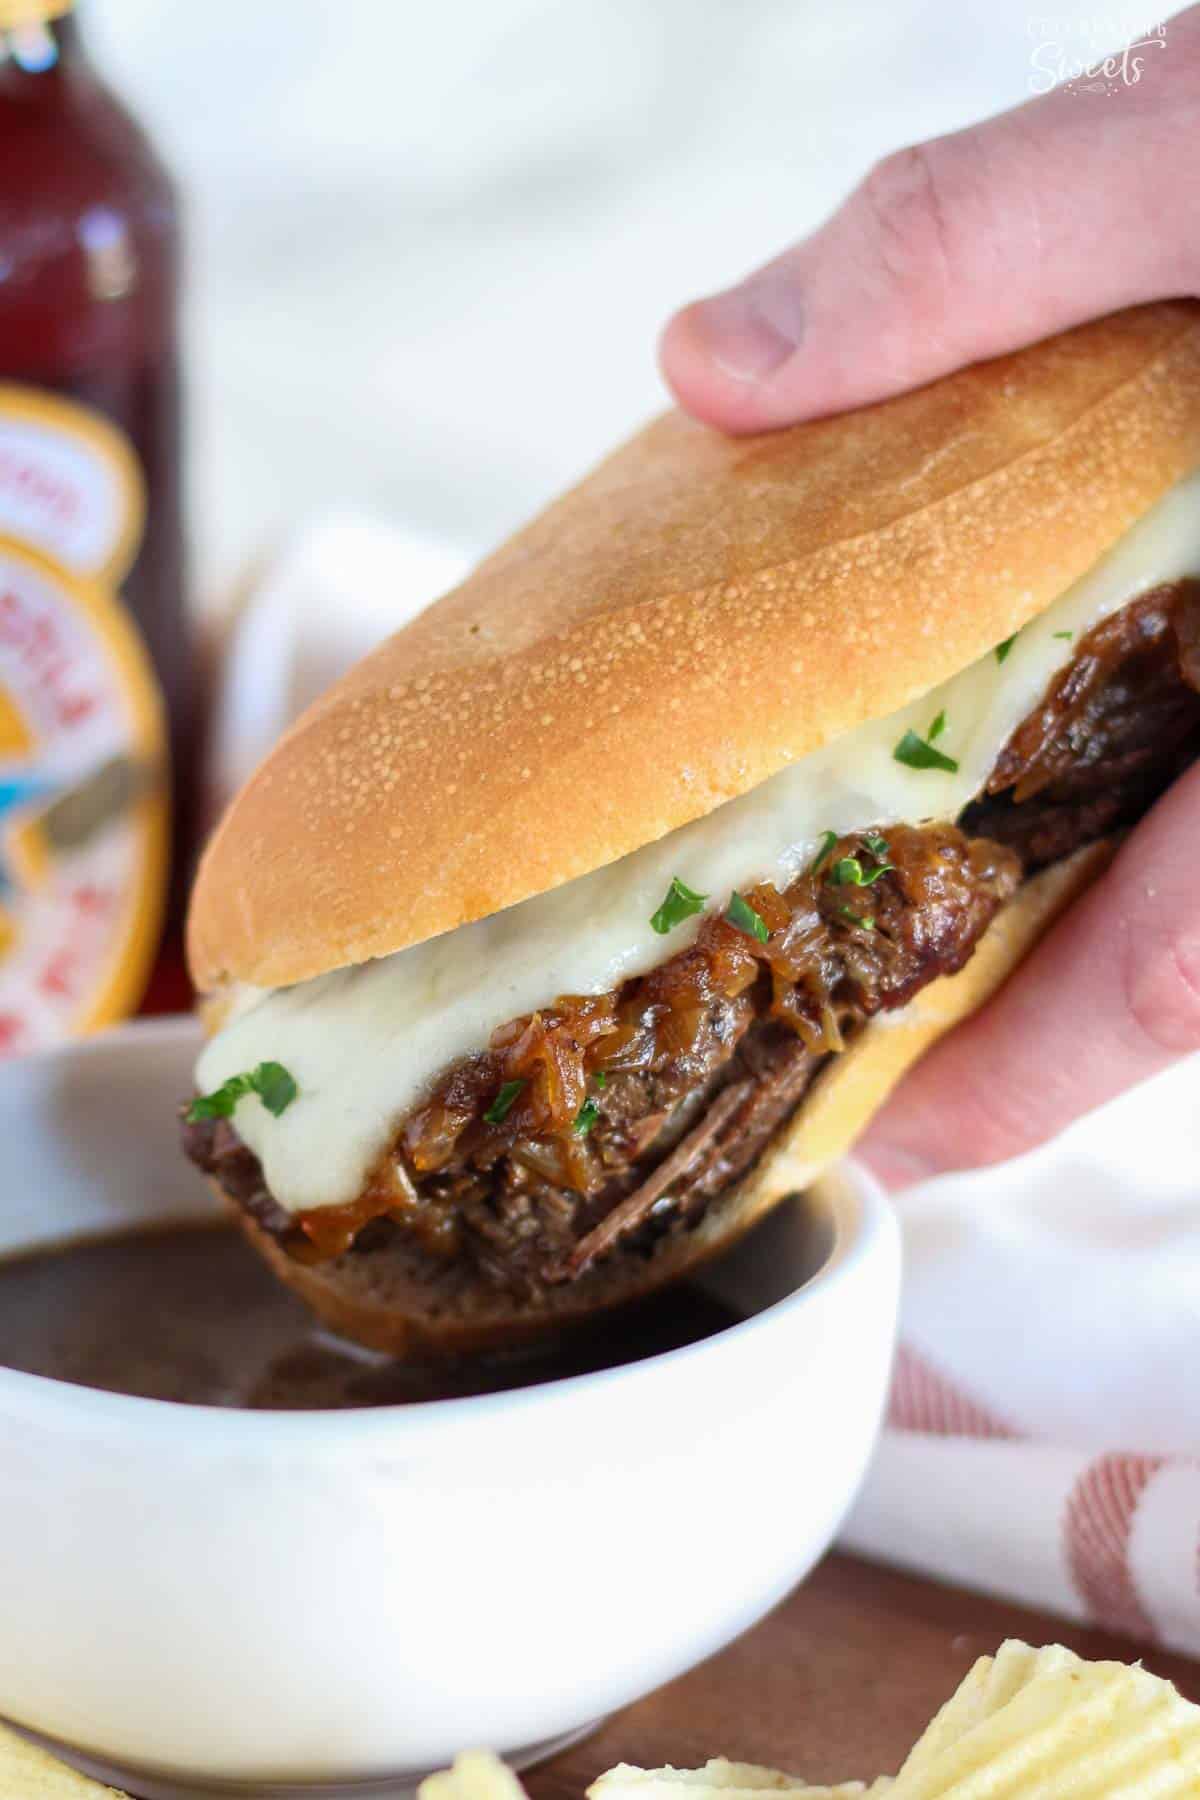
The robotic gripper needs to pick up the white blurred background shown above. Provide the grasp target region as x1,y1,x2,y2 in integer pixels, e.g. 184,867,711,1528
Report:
88,0,1170,600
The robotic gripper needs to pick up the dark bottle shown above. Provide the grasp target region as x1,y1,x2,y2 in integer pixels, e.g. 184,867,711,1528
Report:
0,0,190,1051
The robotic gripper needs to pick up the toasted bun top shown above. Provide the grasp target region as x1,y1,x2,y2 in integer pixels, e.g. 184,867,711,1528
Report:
189,302,1200,991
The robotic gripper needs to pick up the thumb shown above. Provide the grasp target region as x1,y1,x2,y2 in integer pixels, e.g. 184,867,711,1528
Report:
661,8,1200,433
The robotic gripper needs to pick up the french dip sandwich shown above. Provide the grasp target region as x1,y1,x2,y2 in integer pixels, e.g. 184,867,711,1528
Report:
183,302,1200,1356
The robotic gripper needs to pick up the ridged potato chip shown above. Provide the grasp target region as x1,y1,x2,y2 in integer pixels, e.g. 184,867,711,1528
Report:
422,1640,1199,1800
887,1640,1200,1799
420,1751,532,1800
0,1720,127,1797
588,1761,878,1800
892,1641,1056,1778
591,1763,817,1791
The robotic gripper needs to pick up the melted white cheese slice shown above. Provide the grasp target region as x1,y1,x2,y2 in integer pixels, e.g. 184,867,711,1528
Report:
198,471,1200,1214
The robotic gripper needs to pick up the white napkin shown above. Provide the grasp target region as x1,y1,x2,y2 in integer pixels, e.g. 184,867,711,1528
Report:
207,511,471,819
212,515,1200,1657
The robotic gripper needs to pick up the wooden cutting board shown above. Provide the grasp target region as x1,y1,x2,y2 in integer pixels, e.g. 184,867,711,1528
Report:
528,1553,1199,1798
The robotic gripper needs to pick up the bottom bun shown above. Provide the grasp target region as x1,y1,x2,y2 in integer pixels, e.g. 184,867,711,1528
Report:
224,841,1113,1360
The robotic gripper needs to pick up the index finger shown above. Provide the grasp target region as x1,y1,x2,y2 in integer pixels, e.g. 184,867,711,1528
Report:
857,758,1200,1190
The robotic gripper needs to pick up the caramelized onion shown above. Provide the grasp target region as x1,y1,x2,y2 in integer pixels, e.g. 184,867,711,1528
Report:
288,819,1020,1258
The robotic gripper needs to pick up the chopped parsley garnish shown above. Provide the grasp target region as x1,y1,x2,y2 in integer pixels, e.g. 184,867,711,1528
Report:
1053,629,1074,641
253,1063,298,1117
651,875,708,935
574,1097,602,1136
995,633,1018,664
484,1079,525,1125
928,709,947,742
808,829,839,876
187,1061,298,1124
726,891,769,942
831,854,893,888
893,727,960,775
594,1071,607,1089
837,903,875,930
863,832,890,859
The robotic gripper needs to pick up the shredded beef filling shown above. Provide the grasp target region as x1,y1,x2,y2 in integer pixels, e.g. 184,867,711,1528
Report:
183,579,1200,1291
963,583,1200,866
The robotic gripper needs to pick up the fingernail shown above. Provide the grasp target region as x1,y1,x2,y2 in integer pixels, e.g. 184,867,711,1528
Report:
688,274,804,385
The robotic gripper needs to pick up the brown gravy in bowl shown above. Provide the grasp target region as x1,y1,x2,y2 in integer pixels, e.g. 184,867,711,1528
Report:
0,1222,751,1408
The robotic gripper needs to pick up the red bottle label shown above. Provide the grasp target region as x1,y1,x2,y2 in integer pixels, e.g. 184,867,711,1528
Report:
0,384,168,1054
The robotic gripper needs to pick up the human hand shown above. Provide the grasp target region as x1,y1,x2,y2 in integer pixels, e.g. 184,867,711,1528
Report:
659,11,1200,1186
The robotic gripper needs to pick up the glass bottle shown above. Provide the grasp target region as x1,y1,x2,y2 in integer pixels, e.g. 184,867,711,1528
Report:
0,0,190,1049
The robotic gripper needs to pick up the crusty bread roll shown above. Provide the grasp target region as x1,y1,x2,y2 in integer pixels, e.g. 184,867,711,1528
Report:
189,302,1200,991
186,301,1200,1357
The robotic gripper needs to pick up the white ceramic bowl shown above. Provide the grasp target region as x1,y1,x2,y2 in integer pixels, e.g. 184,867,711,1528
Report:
0,1019,899,1799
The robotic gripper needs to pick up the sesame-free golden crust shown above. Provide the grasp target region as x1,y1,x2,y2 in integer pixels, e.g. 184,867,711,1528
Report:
188,303,1200,991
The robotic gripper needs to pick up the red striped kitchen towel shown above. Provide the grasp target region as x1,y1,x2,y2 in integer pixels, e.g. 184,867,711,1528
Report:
844,1055,1200,1657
